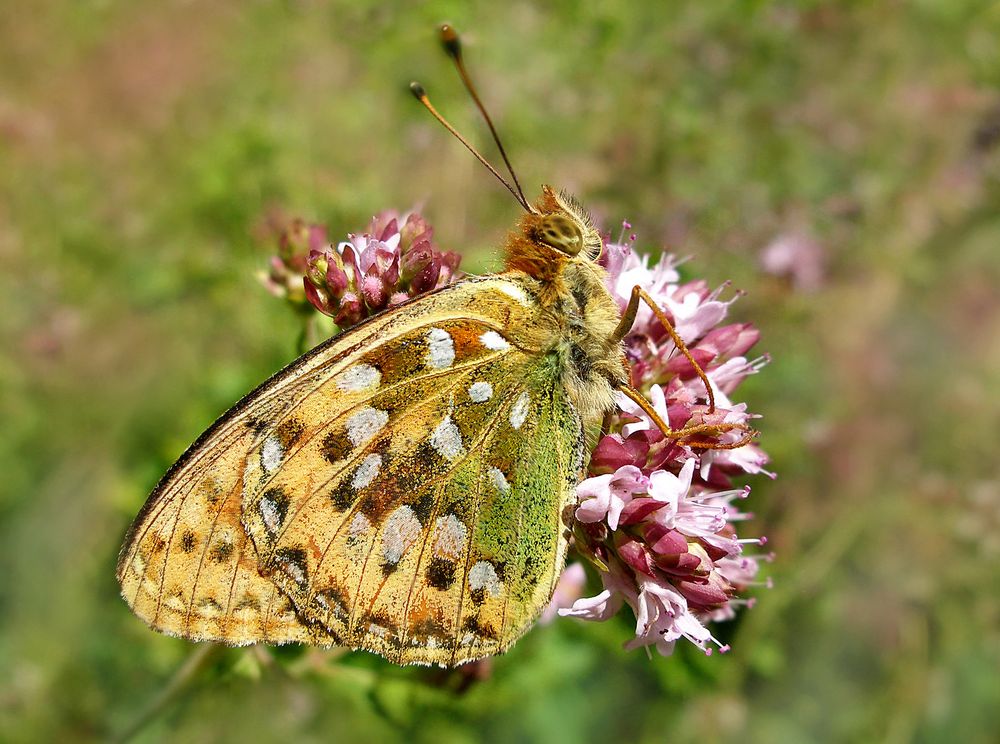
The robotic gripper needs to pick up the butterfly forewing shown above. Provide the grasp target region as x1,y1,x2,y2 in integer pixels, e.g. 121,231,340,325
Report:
118,277,586,662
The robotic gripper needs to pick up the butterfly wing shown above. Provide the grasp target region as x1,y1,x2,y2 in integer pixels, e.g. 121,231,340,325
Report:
118,276,584,663
116,405,333,645
241,313,585,665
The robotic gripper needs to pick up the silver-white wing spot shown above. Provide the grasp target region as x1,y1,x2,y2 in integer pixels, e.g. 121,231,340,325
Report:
346,406,388,447
469,560,503,598
351,453,382,490
430,415,465,461
277,552,307,588
260,435,283,474
468,381,493,403
382,505,422,565
497,281,531,306
479,330,510,351
349,512,371,537
336,363,381,392
432,514,468,559
259,491,284,535
510,392,530,429
488,466,510,494
426,327,455,369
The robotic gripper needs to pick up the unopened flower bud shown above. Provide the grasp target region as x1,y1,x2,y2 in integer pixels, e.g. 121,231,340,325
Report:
617,537,656,577
643,524,688,555
677,577,730,608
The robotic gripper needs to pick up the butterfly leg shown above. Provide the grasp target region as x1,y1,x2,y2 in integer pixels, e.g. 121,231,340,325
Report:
611,285,719,410
611,285,757,450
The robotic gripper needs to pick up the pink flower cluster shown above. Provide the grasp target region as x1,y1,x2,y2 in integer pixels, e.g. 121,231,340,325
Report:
306,211,462,327
260,219,329,308
261,211,462,328
557,230,772,657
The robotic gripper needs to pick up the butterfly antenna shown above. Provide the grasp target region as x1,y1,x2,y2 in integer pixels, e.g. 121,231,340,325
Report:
439,24,534,213
410,81,532,212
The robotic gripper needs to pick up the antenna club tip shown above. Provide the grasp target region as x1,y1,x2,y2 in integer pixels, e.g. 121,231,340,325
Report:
409,81,427,99
439,23,462,59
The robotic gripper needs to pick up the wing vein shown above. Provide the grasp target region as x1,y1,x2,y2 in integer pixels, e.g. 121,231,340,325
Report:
336,378,521,640
252,351,516,547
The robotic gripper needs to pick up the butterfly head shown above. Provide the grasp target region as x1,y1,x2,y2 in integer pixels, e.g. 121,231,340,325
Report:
502,186,604,280
524,185,603,261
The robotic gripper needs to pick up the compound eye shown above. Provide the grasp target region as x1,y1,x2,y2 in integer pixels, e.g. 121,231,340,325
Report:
536,213,584,256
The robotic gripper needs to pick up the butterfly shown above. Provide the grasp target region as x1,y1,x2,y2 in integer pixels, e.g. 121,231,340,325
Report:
117,25,750,667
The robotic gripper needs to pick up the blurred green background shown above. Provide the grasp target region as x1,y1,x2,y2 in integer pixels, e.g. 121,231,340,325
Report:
2,1,999,742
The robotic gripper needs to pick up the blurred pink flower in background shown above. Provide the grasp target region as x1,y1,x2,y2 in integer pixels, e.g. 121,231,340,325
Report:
759,231,826,292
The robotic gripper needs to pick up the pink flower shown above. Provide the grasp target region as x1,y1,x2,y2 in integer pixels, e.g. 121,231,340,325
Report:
624,578,712,656
566,227,771,657
540,562,589,624
576,465,649,530
560,562,635,622
301,209,462,326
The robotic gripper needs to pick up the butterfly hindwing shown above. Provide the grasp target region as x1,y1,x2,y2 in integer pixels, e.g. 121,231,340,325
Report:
116,414,334,646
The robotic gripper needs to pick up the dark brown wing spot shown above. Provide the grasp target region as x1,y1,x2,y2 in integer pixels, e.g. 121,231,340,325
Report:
272,547,309,590
208,538,234,563
149,534,167,554
321,430,352,464
462,615,480,633
275,417,306,447
493,560,508,582
361,342,423,386
234,595,261,612
427,557,457,590
312,585,349,620
365,610,400,635
258,487,290,539
245,417,270,435
411,617,450,638
329,482,357,510
197,597,223,614
411,492,435,522
462,614,500,640
358,481,396,523
180,530,197,552
381,561,399,577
